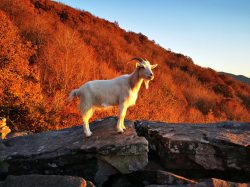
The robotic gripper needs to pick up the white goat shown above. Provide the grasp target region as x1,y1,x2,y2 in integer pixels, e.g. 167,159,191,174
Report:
68,58,158,137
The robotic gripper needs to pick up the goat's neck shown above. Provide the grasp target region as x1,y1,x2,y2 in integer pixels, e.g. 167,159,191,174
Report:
129,68,143,92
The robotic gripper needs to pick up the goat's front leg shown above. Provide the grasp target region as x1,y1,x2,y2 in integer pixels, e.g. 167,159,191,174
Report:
117,103,127,133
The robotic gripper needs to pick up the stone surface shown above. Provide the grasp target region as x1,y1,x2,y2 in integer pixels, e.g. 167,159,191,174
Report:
6,131,32,139
155,170,196,185
144,178,250,187
0,174,95,187
0,117,148,186
104,170,197,187
193,178,250,187
135,121,250,175
1,118,250,186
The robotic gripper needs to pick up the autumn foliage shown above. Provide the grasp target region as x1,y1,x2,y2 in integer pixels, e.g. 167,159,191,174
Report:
0,0,249,132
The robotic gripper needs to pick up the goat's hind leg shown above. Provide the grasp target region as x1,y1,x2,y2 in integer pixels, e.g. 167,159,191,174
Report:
79,94,95,137
80,97,94,137
82,107,94,137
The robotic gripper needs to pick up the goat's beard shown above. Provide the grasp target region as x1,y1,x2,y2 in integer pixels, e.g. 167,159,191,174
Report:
144,80,150,89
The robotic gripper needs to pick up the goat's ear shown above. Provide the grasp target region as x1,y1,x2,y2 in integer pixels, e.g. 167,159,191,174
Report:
151,64,158,69
136,63,144,68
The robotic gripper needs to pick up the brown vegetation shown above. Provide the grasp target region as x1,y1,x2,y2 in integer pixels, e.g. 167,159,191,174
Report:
0,0,249,132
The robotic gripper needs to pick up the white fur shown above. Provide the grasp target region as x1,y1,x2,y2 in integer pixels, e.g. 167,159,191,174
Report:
68,59,158,137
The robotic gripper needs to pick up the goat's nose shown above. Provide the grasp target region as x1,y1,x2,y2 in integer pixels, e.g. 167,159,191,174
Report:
149,73,153,77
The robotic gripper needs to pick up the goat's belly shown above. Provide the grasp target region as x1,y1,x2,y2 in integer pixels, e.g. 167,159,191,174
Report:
101,103,110,107
93,101,116,109
92,92,119,107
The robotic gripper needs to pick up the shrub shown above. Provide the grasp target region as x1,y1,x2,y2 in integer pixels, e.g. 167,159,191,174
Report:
0,11,46,131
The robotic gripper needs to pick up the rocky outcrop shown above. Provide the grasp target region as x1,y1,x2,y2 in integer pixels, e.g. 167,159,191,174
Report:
104,169,197,186
2,174,248,187
193,178,250,187
0,117,148,186
135,121,250,179
145,178,250,187
1,117,250,186
0,174,95,187
105,169,250,187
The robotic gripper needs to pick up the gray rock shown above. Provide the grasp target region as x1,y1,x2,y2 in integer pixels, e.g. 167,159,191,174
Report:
155,170,196,185
104,169,197,187
6,131,32,139
193,178,250,187
145,185,187,187
0,117,148,186
0,174,95,187
135,121,250,173
144,178,250,187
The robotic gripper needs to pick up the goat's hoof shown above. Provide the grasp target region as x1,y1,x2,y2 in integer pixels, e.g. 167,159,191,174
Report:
85,131,92,137
117,129,124,134
122,126,126,130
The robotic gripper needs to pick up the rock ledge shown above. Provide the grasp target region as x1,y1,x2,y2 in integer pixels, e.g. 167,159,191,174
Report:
135,121,250,173
0,117,148,185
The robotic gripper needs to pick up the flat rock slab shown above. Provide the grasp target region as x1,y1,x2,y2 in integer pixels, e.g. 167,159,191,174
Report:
193,178,250,187
135,121,250,173
145,178,250,187
105,169,197,186
0,117,148,185
0,174,94,187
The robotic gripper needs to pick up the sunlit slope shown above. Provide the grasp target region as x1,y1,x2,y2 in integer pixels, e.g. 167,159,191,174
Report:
0,0,249,131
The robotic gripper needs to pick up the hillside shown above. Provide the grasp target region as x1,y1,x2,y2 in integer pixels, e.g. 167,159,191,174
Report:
220,72,250,85
0,0,249,132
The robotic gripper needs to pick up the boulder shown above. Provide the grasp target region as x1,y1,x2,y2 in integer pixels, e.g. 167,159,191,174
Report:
1,117,250,186
107,171,250,187
104,170,197,187
0,174,95,187
145,178,250,187
193,178,250,187
0,117,148,186
135,121,250,179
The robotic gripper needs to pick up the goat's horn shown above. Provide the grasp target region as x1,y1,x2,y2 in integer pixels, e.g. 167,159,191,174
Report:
126,57,145,65
130,57,144,62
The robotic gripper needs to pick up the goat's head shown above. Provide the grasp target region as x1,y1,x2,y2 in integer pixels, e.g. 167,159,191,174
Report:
131,57,158,89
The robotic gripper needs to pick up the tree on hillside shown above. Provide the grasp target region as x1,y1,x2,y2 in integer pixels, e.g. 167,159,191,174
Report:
0,11,46,131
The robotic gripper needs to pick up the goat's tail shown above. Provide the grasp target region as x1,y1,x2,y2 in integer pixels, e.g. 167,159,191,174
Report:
68,89,79,102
